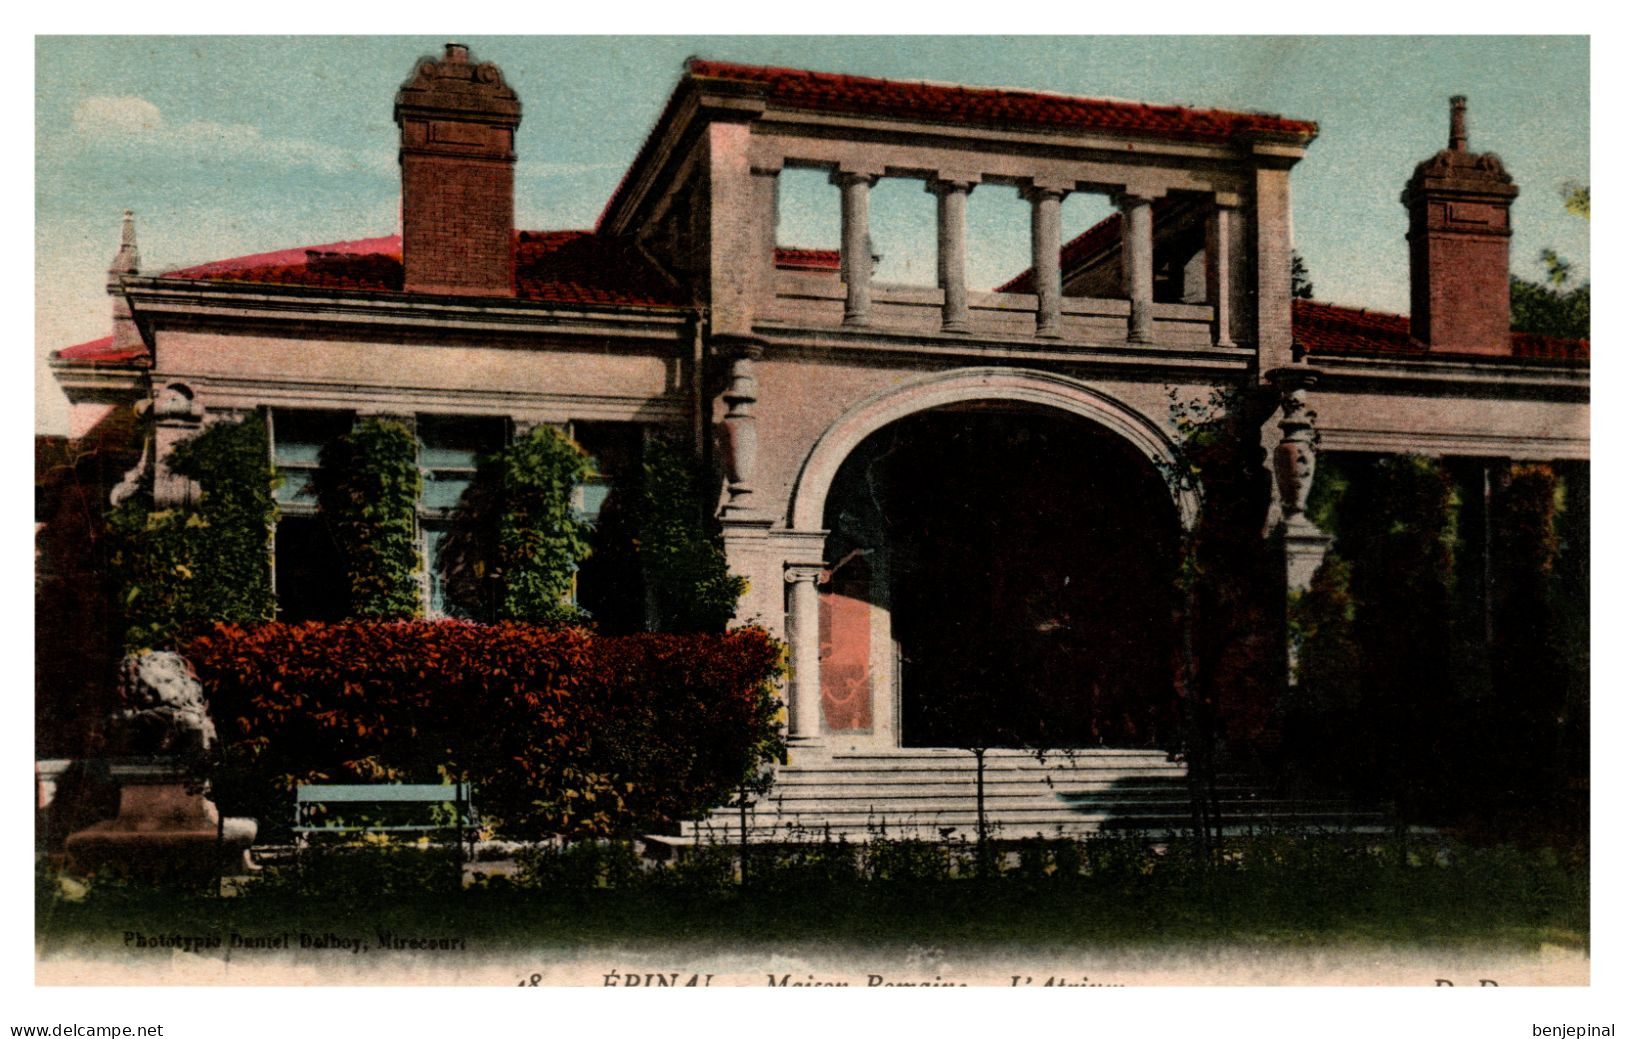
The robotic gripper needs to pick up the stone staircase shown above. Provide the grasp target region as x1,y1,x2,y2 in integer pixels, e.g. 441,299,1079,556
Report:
678,746,1388,843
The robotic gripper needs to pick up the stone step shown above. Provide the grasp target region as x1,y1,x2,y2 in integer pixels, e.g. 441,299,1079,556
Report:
682,747,1384,843
680,817,1397,842
707,802,1370,823
770,779,1188,796
680,805,1386,838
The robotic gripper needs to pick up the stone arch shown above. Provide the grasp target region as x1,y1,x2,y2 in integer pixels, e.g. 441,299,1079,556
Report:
788,366,1198,533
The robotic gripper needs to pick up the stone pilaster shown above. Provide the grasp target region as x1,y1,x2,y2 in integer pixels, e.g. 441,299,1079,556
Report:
1205,196,1239,348
152,383,205,509
1252,164,1296,373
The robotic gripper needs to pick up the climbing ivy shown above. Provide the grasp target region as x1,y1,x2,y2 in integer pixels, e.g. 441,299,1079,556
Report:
315,417,423,619
438,425,592,624
1290,454,1461,819
495,427,593,623
625,437,745,633
108,413,277,652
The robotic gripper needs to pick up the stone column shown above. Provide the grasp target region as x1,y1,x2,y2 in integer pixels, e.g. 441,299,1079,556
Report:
1022,184,1066,338
1117,191,1156,344
1205,196,1239,348
929,175,976,332
785,565,825,743
833,170,880,326
716,336,765,519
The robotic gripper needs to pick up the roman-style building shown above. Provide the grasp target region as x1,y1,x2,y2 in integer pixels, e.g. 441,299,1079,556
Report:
49,46,1587,839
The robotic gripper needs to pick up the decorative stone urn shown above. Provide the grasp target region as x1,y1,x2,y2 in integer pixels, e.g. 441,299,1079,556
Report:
63,652,257,881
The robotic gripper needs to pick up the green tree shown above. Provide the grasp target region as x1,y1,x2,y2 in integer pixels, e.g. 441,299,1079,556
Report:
1291,250,1314,300
1510,183,1589,339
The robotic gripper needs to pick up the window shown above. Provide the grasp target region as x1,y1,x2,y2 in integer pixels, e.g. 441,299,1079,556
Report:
570,422,646,630
270,411,641,621
418,414,507,617
269,409,353,621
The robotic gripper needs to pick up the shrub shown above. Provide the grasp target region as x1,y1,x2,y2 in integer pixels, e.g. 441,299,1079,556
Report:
183,621,786,840
515,839,642,892
866,837,951,884
249,840,462,902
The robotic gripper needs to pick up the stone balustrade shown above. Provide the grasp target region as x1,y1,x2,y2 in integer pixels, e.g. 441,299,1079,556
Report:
757,165,1241,349
768,268,1220,349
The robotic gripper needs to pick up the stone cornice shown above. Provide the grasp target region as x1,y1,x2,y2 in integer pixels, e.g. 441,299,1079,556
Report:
122,277,692,345
753,322,1256,378
1316,426,1589,461
1305,352,1589,402
48,358,148,402
154,373,687,424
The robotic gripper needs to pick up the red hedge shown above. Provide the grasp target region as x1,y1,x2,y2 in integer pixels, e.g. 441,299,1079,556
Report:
182,621,786,838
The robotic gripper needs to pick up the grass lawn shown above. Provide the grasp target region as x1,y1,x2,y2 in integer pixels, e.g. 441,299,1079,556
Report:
36,834,1588,961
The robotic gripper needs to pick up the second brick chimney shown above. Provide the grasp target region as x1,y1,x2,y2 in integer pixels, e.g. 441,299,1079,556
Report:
394,43,522,296
1401,96,1519,354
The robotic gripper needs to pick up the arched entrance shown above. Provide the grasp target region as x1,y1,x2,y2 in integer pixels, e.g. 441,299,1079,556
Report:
818,404,1182,748
786,368,1197,750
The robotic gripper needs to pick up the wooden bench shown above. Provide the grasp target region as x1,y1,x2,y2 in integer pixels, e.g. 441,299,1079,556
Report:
294,782,477,860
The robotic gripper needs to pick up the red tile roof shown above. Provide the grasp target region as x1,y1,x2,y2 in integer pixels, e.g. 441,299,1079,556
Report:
54,231,689,367
154,231,684,307
774,247,839,271
53,334,148,367
165,236,402,281
1293,299,1588,364
685,60,1319,143
513,230,684,308
600,59,1317,233
998,211,1124,294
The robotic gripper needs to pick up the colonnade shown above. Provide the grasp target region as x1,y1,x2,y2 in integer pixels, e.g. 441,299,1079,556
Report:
823,168,1237,346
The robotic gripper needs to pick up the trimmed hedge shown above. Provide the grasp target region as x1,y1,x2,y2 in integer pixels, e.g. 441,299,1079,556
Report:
183,621,785,839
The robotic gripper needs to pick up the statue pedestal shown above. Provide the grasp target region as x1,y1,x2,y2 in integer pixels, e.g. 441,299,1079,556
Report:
1283,515,1333,592
64,762,256,881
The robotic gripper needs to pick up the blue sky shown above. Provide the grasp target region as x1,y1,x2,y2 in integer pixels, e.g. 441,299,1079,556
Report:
35,36,1590,434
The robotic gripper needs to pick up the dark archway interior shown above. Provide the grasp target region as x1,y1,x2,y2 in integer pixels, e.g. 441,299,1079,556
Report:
822,405,1181,748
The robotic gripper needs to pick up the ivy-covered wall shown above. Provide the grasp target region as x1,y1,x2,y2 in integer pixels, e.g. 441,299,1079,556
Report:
1289,453,1587,839
441,427,743,632
108,413,278,652
315,417,423,620
437,424,593,624
620,436,745,634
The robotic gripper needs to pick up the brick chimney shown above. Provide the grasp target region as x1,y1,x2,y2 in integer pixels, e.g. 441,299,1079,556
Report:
107,210,141,353
1401,96,1519,354
394,43,522,296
